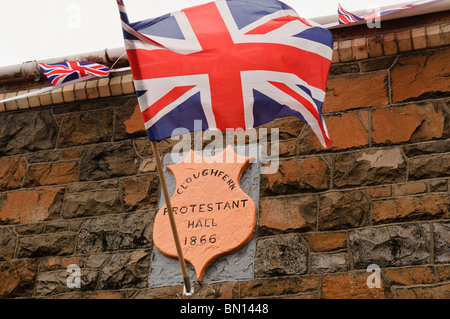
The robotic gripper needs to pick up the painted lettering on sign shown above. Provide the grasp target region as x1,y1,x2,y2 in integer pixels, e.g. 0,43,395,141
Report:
153,146,257,281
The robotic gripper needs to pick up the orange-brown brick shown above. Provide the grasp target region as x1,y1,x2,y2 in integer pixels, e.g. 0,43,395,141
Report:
0,156,26,191
372,194,449,224
261,157,329,195
259,196,316,234
0,187,64,224
321,272,386,299
323,71,389,112
304,232,347,252
391,47,450,103
24,161,78,187
371,103,445,145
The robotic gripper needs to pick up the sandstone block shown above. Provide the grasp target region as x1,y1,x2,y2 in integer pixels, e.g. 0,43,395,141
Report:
434,222,450,264
319,190,370,230
261,157,329,195
0,259,39,298
79,142,139,181
334,148,406,188
0,156,26,191
259,195,316,235
254,234,308,277
349,224,431,269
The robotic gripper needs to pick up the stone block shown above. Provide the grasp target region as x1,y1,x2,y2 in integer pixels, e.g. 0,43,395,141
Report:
0,156,26,191
259,195,316,235
261,156,329,195
24,161,78,187
371,103,446,145
97,250,150,289
121,174,160,212
0,110,57,156
57,108,114,147
0,259,39,298
338,40,353,62
311,252,349,274
349,224,431,269
434,221,450,264
62,189,122,218
352,37,368,60
17,232,77,258
412,27,427,50
373,195,449,224
408,153,450,180
0,187,64,224
323,71,389,113
321,272,386,299
391,47,450,103
0,227,17,261
382,33,398,55
76,211,152,253
334,148,406,188
304,232,346,252
319,190,370,230
254,233,308,277
79,141,139,181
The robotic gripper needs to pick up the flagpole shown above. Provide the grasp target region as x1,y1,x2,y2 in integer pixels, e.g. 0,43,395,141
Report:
151,140,192,295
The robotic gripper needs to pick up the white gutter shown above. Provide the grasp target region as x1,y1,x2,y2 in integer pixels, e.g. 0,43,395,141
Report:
0,47,126,81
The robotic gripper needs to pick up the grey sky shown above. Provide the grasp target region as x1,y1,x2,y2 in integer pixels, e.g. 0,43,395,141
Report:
0,0,414,67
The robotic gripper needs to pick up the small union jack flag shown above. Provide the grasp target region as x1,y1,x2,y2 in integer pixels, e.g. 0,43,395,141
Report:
338,3,365,24
38,62,111,86
338,2,416,25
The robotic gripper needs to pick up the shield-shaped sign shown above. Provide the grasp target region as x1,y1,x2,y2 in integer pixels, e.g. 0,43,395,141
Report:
152,146,257,281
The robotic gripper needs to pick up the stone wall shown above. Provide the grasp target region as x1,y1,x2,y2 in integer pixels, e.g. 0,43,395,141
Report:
0,15,449,299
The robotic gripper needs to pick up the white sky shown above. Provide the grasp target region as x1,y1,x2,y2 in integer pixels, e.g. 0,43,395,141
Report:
0,0,415,67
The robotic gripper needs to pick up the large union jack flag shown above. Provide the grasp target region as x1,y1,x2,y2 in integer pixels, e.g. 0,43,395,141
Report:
39,62,111,86
118,0,333,147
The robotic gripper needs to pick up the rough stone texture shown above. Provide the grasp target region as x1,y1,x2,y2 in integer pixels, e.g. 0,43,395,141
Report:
396,283,450,299
334,148,406,188
36,268,98,296
0,110,57,156
372,195,449,224
371,103,446,145
323,71,389,112
0,227,16,261
319,190,370,230
0,187,64,225
77,212,153,254
311,252,349,274
254,234,308,277
115,102,147,140
408,153,450,180
0,157,26,191
79,142,139,181
57,108,113,147
259,195,316,235
303,232,347,252
0,260,39,298
98,250,151,290
391,47,450,103
121,174,160,212
262,157,329,195
321,272,387,299
349,224,431,269
24,161,78,187
433,222,450,264
17,233,77,258
62,189,122,218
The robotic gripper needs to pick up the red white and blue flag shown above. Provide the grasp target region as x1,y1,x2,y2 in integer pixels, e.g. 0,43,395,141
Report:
338,2,416,25
118,0,333,147
39,62,111,86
